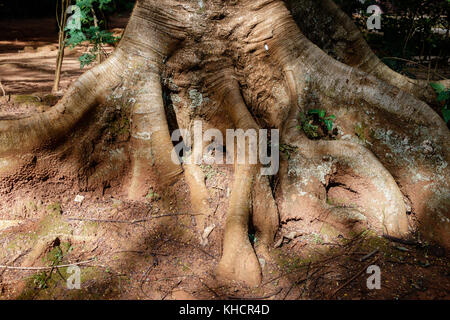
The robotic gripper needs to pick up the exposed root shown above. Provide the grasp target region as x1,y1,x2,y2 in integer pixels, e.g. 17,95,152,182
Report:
276,134,408,240
315,139,409,237
252,173,279,256
216,163,261,287
214,77,262,287
0,0,448,294
0,49,126,157
184,161,212,232
286,0,447,105
128,68,182,199
255,7,449,245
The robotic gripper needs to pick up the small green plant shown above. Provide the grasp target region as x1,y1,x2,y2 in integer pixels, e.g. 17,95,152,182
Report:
279,144,298,160
200,164,216,180
310,109,336,132
298,109,336,139
31,242,72,292
46,247,64,266
310,233,324,245
145,188,160,201
32,272,49,290
61,242,73,255
66,0,121,68
430,82,450,125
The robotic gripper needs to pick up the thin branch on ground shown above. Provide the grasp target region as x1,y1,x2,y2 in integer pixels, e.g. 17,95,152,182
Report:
200,278,221,298
0,250,30,277
382,57,448,80
0,259,95,271
328,257,380,299
360,249,379,262
139,254,159,294
228,288,283,300
65,213,200,224
382,234,419,246
162,280,182,300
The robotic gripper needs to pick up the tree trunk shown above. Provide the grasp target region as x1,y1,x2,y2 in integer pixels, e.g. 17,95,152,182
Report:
0,0,448,288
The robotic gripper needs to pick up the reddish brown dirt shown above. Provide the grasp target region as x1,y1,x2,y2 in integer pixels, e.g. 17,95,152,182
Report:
0,18,448,301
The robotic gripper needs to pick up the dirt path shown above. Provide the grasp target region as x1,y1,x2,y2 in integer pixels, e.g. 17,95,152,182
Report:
0,17,125,95
0,182,448,300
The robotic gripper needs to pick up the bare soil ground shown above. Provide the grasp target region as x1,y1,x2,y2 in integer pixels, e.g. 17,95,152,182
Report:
0,18,448,300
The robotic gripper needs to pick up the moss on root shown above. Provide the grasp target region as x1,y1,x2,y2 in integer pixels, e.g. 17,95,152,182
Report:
17,266,120,300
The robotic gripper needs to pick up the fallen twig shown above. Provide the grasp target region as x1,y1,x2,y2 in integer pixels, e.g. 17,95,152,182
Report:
110,250,169,256
200,279,220,298
360,249,379,262
0,250,30,277
262,256,337,287
139,254,159,294
228,288,283,300
0,258,95,271
298,262,314,299
381,57,447,80
162,279,182,300
328,257,379,299
383,234,419,246
66,213,199,224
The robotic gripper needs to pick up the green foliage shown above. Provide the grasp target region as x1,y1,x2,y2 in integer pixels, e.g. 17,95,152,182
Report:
79,53,97,68
279,144,298,160
430,82,450,124
309,109,336,132
65,30,87,47
46,246,64,266
146,188,160,201
65,0,121,68
30,242,72,292
32,272,49,290
299,120,319,139
200,164,217,180
298,109,336,139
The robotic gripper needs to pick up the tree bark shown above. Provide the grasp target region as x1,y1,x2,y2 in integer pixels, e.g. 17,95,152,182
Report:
0,0,448,287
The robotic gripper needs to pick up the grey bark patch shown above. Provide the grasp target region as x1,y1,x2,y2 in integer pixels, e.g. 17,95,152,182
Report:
189,89,203,108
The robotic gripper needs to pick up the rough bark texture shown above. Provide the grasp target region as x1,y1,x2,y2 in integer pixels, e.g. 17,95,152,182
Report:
0,0,448,288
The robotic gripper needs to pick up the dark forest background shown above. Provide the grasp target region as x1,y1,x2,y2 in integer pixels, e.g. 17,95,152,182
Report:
0,0,135,18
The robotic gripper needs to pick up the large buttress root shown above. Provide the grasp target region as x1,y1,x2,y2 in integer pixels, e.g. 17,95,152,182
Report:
315,139,409,236
183,152,212,232
281,109,409,237
214,77,262,287
121,1,188,199
0,50,126,158
262,3,448,245
218,163,261,287
0,50,129,185
270,8,446,134
128,69,182,199
252,174,279,256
